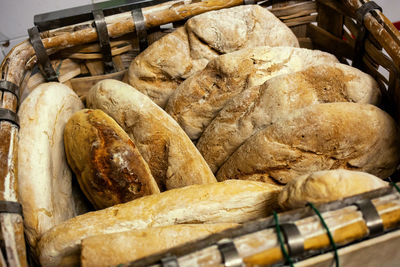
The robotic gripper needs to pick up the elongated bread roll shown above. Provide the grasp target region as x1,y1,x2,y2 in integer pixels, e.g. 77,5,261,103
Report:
197,64,381,173
278,170,388,210
18,83,85,249
64,109,160,210
128,5,299,107
216,103,400,184
165,46,339,140
38,180,282,267
81,223,238,267
87,79,216,191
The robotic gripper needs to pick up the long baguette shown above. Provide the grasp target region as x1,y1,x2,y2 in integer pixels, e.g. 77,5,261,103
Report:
81,223,239,267
18,83,86,250
87,79,216,191
38,180,282,266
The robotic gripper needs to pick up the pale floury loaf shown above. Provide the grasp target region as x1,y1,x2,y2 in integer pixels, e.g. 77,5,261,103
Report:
38,180,282,267
197,63,381,173
86,79,216,191
18,83,86,249
81,224,239,267
216,103,400,184
128,5,299,107
278,170,388,209
166,46,339,140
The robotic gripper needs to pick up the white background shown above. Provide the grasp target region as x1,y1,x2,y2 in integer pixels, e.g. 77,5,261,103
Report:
0,0,399,63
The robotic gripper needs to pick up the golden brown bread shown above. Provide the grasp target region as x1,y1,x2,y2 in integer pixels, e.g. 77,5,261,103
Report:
165,46,339,140
87,79,216,191
38,180,282,267
128,5,299,107
197,63,381,173
81,223,239,267
64,109,160,210
278,170,388,209
17,83,85,249
216,103,400,184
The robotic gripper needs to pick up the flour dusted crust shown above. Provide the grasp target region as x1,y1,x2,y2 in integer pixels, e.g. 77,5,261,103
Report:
165,46,339,140
278,170,388,209
64,109,160,210
197,63,381,173
17,83,85,249
216,103,400,184
128,5,299,107
81,223,238,267
87,79,216,191
38,180,282,266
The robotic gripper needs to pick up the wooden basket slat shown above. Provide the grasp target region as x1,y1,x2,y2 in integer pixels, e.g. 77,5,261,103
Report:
307,23,355,59
316,0,351,16
269,0,316,17
317,1,344,38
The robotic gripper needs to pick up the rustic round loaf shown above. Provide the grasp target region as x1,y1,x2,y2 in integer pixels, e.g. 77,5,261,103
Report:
197,63,381,173
216,102,400,184
165,46,339,140
278,169,388,210
64,109,160,210
86,79,216,191
128,5,299,108
18,82,85,249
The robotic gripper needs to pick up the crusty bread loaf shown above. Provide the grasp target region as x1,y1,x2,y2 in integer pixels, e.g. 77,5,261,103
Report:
216,103,400,184
87,79,216,191
81,223,238,267
18,83,85,249
198,63,381,173
166,46,339,140
38,180,282,267
278,170,388,209
64,109,160,210
128,5,299,107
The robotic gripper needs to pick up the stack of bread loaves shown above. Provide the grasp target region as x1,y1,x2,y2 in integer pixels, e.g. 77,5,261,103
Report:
16,4,400,267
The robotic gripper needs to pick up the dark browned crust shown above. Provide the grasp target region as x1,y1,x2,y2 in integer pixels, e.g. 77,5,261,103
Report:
64,109,159,210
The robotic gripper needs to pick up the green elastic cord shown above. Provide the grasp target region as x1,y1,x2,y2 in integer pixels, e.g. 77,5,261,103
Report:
388,178,400,194
307,202,339,267
273,211,294,267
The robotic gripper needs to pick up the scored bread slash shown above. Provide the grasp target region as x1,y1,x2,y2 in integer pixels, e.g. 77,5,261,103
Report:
64,109,160,210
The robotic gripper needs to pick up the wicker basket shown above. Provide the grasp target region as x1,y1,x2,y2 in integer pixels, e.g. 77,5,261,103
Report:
1,0,400,266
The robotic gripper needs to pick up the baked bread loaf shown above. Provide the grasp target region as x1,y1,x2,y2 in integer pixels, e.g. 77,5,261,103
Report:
81,223,238,267
216,103,400,184
128,5,299,107
18,83,85,249
64,109,160,210
165,46,339,140
278,170,388,209
87,79,216,191
197,63,381,173
38,180,282,267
